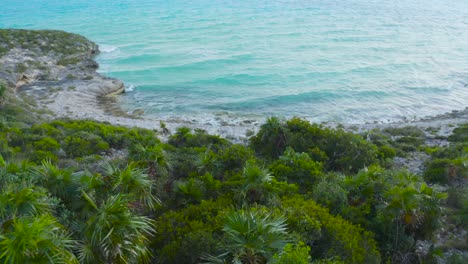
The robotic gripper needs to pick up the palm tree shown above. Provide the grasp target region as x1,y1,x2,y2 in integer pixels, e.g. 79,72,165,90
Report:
236,161,276,206
104,163,160,210
77,193,155,264
251,117,288,158
33,160,79,205
0,214,77,264
209,210,288,264
0,184,51,220
129,143,169,177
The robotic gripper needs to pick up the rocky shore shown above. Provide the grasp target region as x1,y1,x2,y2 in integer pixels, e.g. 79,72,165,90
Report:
0,29,125,117
1,28,467,143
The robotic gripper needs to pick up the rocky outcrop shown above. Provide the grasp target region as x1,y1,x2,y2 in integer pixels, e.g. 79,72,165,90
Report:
0,29,124,115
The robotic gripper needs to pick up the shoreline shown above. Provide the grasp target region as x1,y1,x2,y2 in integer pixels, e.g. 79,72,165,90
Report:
1,29,466,143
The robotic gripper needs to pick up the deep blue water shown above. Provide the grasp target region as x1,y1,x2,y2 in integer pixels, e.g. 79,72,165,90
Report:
1,0,468,123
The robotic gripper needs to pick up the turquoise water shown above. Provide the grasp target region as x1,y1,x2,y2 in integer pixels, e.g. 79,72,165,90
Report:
1,0,468,124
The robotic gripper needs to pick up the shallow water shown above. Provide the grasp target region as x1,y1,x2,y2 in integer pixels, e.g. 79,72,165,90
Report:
1,0,467,124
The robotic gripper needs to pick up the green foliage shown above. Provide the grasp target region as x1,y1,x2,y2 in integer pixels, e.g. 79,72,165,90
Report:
424,158,457,184
0,215,77,264
424,123,467,185
377,145,396,161
0,82,7,106
105,163,160,210
32,160,79,204
312,259,344,264
154,200,227,263
50,119,147,149
446,253,468,264
63,131,109,157
343,166,447,261
382,126,426,138
234,161,279,206
169,127,229,149
167,147,200,179
272,242,311,264
448,123,468,143
15,62,28,73
281,196,381,264
215,144,255,174
0,29,95,57
129,143,169,177
310,173,348,215
213,209,289,264
270,147,323,191
78,193,155,263
57,57,81,66
251,117,378,173
366,126,426,156
0,184,52,219
250,117,288,158
33,137,60,152
0,99,463,263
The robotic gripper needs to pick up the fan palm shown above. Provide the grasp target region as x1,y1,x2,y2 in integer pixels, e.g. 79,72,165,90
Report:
236,161,275,205
0,184,51,219
0,214,77,264
251,117,289,158
78,193,155,264
214,210,289,264
129,143,169,177
33,160,79,204
105,163,160,210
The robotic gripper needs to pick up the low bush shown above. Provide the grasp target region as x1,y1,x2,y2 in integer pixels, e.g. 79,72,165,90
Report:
251,117,379,174
63,131,109,157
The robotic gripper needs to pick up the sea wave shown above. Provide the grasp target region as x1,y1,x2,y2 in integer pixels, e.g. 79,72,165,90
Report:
125,84,135,92
99,44,119,53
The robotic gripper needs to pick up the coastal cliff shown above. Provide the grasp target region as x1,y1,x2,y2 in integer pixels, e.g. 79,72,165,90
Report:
0,29,124,116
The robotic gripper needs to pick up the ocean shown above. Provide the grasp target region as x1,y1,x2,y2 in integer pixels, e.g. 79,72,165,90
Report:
1,0,467,124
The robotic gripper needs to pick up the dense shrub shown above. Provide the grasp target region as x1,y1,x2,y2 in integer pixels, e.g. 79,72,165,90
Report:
424,158,455,184
281,196,381,264
33,137,60,152
424,123,467,185
251,117,378,173
272,242,312,264
169,127,229,149
366,126,426,156
270,148,323,190
310,173,349,215
343,166,447,260
215,144,255,174
153,199,227,263
63,131,109,157
0,82,7,106
448,123,468,143
250,117,289,158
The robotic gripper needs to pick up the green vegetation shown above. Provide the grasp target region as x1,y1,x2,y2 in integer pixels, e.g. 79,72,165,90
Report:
0,82,7,106
0,86,466,263
0,29,95,58
57,57,81,66
364,126,426,157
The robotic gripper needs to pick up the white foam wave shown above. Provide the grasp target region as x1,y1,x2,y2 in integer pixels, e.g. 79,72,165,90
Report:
100,44,118,53
125,84,135,92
